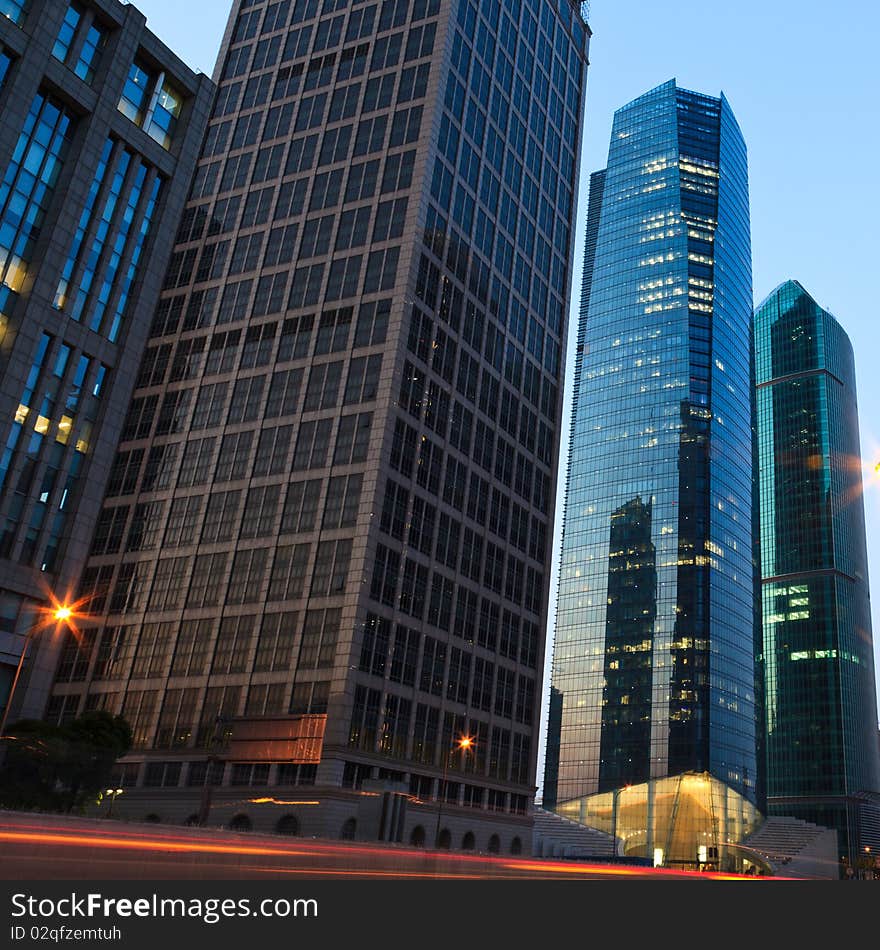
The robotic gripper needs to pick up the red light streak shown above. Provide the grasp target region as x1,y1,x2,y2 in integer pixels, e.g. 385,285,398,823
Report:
0,825,777,881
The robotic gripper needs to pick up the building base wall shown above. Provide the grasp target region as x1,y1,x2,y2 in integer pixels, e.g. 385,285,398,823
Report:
86,786,533,857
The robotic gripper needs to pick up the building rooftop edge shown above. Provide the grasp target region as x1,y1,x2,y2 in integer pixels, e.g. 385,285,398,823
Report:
754,278,843,331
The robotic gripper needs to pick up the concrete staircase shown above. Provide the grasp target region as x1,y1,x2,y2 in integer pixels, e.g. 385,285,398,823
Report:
531,807,618,860
741,817,839,879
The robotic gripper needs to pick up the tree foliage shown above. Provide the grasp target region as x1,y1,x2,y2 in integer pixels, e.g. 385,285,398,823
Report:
0,711,132,813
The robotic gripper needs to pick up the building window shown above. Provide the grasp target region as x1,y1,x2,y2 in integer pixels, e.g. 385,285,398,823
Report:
0,93,75,293
118,61,152,125
0,46,12,88
52,3,82,63
75,21,106,83
0,0,27,27
143,761,182,788
118,60,185,149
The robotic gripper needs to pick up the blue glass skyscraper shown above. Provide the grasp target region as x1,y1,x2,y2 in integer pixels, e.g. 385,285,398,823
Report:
544,81,759,868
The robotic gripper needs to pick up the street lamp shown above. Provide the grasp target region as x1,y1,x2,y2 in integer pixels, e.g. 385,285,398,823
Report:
104,787,124,819
197,715,229,826
0,601,77,736
434,735,473,849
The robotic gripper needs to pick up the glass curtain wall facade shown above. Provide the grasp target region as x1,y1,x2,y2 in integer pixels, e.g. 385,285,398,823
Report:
49,0,591,850
555,772,764,872
755,279,880,866
545,81,757,864
0,0,212,724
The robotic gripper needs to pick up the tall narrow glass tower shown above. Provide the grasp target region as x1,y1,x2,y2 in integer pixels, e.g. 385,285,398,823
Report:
755,279,880,866
544,81,759,868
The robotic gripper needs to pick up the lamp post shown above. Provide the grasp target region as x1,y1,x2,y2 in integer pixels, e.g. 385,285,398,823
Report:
104,787,124,819
0,602,75,736
197,715,228,826
434,735,473,849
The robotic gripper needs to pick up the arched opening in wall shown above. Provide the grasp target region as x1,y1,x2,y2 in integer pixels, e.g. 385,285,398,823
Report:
488,834,500,853
410,825,426,847
462,831,476,851
276,814,299,836
143,813,161,823
184,814,200,826
510,836,523,854
228,814,252,832
437,828,452,850
341,818,357,840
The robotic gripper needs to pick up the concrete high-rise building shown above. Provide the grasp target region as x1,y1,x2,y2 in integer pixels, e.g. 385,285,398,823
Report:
543,81,761,870
49,0,592,851
755,279,880,867
0,0,213,726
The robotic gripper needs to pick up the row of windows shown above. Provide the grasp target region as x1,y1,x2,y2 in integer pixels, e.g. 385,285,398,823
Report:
223,22,434,107
125,341,381,436
179,153,414,277
345,763,527,820
380,469,547,571
94,466,363,559
405,304,556,463
138,760,317,789
394,382,552,513
212,34,429,135
371,539,545,625
81,507,354,610
54,144,164,344
189,104,421,212
205,78,412,158
415,254,560,423
108,382,373,497
58,608,339,689
0,328,108,571
165,233,401,312
359,612,535,722
349,686,532,784
150,284,389,362
217,55,430,127
118,59,184,151
231,0,439,54
0,92,75,295
52,1,106,84
207,197,407,280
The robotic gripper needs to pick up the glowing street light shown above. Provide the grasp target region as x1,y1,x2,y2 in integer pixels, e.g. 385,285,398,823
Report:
434,735,474,849
104,787,124,819
0,599,79,736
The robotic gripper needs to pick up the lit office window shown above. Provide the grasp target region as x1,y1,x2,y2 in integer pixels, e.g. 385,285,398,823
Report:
0,0,27,27
148,79,183,149
118,61,184,150
0,92,75,293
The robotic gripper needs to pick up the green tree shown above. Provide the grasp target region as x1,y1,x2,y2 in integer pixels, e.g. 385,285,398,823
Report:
0,711,132,813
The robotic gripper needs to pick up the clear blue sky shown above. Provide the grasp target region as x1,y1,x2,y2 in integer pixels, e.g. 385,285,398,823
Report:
135,1,880,770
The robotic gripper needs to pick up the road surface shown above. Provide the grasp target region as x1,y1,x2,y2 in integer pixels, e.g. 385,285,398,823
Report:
0,811,756,880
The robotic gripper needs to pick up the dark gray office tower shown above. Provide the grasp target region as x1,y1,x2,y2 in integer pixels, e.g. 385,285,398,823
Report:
49,0,591,852
0,0,213,726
